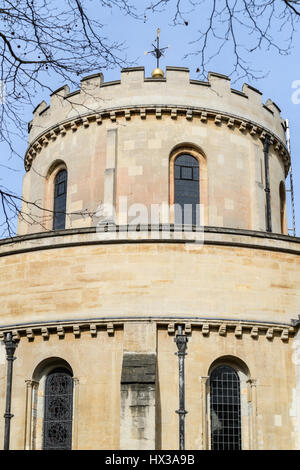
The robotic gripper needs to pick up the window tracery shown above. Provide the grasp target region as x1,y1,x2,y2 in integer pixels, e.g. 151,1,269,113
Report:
43,367,73,450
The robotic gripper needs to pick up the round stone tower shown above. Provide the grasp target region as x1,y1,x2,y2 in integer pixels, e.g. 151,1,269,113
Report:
0,66,299,451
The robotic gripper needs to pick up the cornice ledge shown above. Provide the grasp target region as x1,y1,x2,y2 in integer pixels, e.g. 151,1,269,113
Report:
24,104,290,174
1,225,300,258
0,317,294,343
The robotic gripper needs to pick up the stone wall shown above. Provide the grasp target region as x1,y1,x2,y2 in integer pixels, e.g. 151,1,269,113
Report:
0,67,297,451
1,228,299,326
18,67,289,236
0,319,298,450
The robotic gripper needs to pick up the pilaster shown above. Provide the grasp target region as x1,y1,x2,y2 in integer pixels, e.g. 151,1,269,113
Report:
24,380,38,450
103,128,118,222
120,322,157,450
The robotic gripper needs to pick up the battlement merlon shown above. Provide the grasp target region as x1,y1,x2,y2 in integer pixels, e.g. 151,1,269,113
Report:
28,66,287,145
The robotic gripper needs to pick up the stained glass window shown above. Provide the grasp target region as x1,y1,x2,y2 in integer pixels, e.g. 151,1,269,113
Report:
43,368,73,450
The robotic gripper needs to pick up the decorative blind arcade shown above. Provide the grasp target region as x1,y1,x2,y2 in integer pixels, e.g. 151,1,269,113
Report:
53,170,67,230
210,365,242,450
174,154,199,226
43,368,73,450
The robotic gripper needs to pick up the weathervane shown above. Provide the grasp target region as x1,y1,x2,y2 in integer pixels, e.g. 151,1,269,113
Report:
145,28,170,78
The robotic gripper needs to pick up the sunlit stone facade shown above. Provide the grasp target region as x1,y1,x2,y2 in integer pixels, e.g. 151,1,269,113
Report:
0,67,299,450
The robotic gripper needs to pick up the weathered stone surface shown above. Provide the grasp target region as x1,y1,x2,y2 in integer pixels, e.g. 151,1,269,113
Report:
0,67,298,451
121,353,156,384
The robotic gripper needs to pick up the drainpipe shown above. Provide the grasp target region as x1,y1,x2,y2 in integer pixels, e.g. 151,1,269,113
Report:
174,325,188,450
3,332,17,450
285,119,296,236
263,134,272,232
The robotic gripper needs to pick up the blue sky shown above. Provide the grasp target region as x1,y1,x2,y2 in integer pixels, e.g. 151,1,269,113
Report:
1,1,299,236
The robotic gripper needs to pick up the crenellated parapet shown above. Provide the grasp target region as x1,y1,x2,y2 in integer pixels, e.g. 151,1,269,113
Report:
25,66,290,173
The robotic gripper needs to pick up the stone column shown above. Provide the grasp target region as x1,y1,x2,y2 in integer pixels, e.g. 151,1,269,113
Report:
24,380,31,450
24,380,36,450
200,376,209,450
247,378,258,449
72,377,80,450
120,322,157,450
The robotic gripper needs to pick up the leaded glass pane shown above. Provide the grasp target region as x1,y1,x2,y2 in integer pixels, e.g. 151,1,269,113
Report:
53,170,67,230
174,154,199,225
181,166,193,180
210,365,242,450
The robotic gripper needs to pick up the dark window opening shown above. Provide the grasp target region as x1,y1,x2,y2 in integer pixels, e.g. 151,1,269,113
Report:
174,154,199,225
279,181,286,234
53,170,67,230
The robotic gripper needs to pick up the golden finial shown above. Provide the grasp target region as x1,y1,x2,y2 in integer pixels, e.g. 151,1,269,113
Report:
145,28,169,79
151,67,164,79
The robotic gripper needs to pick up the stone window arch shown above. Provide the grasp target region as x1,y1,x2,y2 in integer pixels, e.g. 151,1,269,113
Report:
169,144,208,225
43,160,68,231
24,357,78,450
206,356,256,450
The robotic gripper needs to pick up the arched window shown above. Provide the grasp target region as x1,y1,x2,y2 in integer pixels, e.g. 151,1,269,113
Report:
174,154,199,225
53,169,67,230
43,367,73,450
279,181,286,234
210,365,241,450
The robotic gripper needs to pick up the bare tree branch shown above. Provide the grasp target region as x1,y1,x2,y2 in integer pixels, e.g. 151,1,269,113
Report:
1,0,299,238
144,0,300,80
